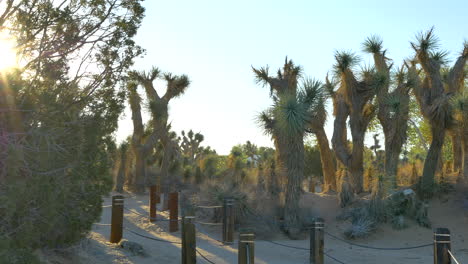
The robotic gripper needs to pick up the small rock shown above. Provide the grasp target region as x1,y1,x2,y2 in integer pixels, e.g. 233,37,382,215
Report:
118,240,147,257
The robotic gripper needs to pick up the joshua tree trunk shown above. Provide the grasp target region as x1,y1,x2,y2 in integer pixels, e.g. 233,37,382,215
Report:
282,132,305,237
463,138,468,180
128,67,190,194
331,88,374,194
114,150,127,193
349,130,365,193
449,131,463,173
330,51,380,194
253,58,324,237
314,127,336,192
308,101,336,192
421,126,445,192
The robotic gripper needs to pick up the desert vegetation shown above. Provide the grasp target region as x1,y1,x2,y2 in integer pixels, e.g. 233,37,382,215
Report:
0,1,467,263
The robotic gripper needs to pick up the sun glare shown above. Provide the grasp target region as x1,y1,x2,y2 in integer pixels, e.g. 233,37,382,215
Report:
0,33,18,72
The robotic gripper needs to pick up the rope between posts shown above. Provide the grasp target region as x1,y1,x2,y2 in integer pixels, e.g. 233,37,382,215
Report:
324,252,348,264
196,205,223,209
263,240,308,250
93,223,111,226
102,205,112,208
325,231,432,250
264,240,348,264
195,221,223,226
448,250,461,264
196,248,217,264
124,207,147,217
194,222,226,245
124,207,181,222
124,227,182,244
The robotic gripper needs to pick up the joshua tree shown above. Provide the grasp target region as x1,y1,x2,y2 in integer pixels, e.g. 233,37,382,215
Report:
329,51,385,194
180,130,205,164
253,58,324,237
127,67,190,193
362,35,413,190
409,28,467,196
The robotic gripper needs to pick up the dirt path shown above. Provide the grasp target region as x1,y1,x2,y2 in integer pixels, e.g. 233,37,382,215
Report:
82,191,468,263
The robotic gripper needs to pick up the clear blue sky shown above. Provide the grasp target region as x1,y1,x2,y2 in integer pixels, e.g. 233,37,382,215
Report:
117,0,468,155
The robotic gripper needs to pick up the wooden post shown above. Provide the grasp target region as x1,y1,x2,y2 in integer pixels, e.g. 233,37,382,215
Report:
223,198,234,244
110,195,124,243
169,192,179,232
182,216,196,264
238,231,255,264
310,218,324,264
434,228,451,264
149,185,157,222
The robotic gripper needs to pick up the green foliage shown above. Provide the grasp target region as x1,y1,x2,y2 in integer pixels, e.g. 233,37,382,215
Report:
274,94,310,135
0,0,144,260
412,27,439,52
333,50,360,74
362,35,384,54
304,143,322,178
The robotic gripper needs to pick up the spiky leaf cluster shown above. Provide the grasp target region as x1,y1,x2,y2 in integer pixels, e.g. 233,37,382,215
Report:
362,35,383,54
333,50,360,75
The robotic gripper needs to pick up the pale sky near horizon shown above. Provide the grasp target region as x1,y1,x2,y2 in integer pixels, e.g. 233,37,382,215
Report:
116,0,468,155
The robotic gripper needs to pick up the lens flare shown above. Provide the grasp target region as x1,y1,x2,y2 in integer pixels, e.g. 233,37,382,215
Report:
0,33,18,72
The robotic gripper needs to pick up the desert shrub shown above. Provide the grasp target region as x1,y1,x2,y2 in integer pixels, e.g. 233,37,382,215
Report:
192,180,319,238
344,216,376,239
337,186,431,238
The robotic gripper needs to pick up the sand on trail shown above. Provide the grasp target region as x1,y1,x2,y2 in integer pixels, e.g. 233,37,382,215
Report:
83,190,468,264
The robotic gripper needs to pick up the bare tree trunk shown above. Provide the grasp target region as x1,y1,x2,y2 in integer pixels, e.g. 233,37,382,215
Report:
421,125,445,196
315,127,336,192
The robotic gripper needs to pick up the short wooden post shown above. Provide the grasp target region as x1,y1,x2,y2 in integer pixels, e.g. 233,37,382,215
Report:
310,218,324,264
110,195,124,243
149,185,157,222
182,216,196,264
238,231,255,264
223,198,235,244
434,228,451,264
169,192,179,232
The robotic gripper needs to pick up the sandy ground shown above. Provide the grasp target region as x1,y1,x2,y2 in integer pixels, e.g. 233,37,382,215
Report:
76,189,468,264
